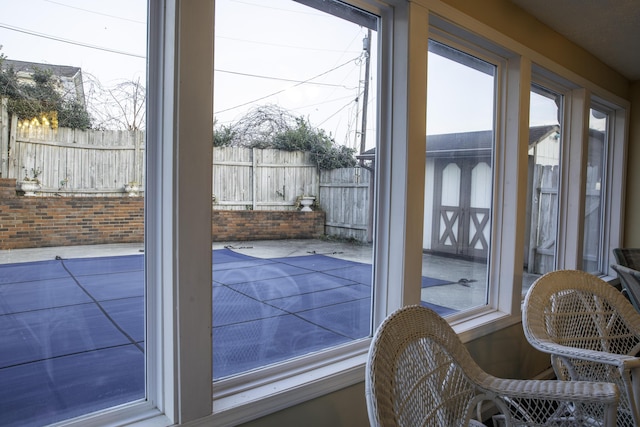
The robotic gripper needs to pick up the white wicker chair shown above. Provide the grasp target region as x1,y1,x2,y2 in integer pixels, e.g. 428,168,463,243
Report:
366,304,619,427
523,270,640,426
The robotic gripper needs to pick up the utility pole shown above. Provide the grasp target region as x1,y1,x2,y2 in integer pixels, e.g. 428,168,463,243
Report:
359,29,371,155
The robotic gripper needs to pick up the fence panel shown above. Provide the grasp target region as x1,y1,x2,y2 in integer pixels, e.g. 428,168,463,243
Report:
213,147,319,211
8,124,144,197
212,146,253,210
529,164,558,274
254,149,317,210
320,167,371,241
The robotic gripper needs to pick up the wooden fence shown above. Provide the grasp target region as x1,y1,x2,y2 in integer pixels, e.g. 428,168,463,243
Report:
0,111,372,240
212,147,318,210
528,163,601,274
320,166,372,242
212,147,372,241
0,109,144,196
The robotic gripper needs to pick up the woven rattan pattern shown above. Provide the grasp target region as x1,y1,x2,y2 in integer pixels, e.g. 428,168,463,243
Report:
523,270,640,426
366,305,618,426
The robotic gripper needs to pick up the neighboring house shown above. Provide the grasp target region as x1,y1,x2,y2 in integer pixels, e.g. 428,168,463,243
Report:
1,58,86,107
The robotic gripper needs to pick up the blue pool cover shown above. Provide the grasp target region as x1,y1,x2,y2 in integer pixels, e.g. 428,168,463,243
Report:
0,248,454,426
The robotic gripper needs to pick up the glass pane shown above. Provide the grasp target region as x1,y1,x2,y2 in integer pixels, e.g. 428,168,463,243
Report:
0,1,147,426
422,40,495,316
523,85,562,293
583,108,607,273
213,0,378,380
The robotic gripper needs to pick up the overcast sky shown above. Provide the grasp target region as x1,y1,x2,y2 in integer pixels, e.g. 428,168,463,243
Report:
214,0,375,149
0,0,575,143
0,0,146,85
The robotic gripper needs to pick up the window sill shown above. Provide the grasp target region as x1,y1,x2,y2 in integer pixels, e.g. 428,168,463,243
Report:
54,402,171,427
202,342,369,426
452,310,521,343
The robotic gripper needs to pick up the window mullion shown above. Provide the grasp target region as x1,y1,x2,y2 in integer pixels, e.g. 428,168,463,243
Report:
603,106,628,276
145,0,173,418
492,55,531,312
149,0,214,423
557,88,589,269
373,1,427,327
174,0,214,423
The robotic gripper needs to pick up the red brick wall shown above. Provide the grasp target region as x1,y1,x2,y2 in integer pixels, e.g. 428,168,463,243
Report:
211,210,325,241
0,179,144,250
0,179,325,250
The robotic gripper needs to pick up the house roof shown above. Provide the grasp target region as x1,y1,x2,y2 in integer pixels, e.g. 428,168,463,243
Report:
1,58,86,106
357,125,560,160
1,59,82,79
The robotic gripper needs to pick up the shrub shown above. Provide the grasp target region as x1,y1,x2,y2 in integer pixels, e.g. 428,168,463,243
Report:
1,57,92,130
213,105,356,169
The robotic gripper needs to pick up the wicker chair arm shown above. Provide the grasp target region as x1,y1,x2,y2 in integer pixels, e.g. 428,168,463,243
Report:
480,376,619,405
526,337,640,369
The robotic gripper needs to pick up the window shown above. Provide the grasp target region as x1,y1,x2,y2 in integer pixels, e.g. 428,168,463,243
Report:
523,84,563,291
583,107,608,274
0,2,147,426
422,40,496,316
212,0,378,381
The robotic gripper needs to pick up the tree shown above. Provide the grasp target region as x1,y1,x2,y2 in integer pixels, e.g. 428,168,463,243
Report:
0,52,92,130
84,74,146,131
0,49,20,99
213,105,356,169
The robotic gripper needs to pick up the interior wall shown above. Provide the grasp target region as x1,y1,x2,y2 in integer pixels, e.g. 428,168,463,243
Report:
239,383,370,427
624,81,640,246
438,0,629,99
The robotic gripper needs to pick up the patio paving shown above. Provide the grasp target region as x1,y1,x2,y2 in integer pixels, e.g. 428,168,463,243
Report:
0,241,457,427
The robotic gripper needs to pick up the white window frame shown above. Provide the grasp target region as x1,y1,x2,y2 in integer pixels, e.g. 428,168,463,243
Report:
587,96,628,277
529,65,628,278
48,1,629,426
424,13,527,340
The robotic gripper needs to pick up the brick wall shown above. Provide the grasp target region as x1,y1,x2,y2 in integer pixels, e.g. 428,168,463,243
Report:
0,178,325,250
0,179,144,250
211,210,325,241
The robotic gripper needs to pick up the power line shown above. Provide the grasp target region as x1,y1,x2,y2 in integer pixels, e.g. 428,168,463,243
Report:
229,0,328,17
216,68,356,89
0,22,145,59
317,92,361,128
214,93,356,126
215,56,360,114
296,94,359,111
216,35,361,54
44,0,146,24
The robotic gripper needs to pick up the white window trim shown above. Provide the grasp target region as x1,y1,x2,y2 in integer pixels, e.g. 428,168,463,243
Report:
147,0,215,424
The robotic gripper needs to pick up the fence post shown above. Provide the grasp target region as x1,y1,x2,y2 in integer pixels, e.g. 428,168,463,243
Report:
134,130,143,185
8,114,18,180
0,98,8,177
252,147,258,210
